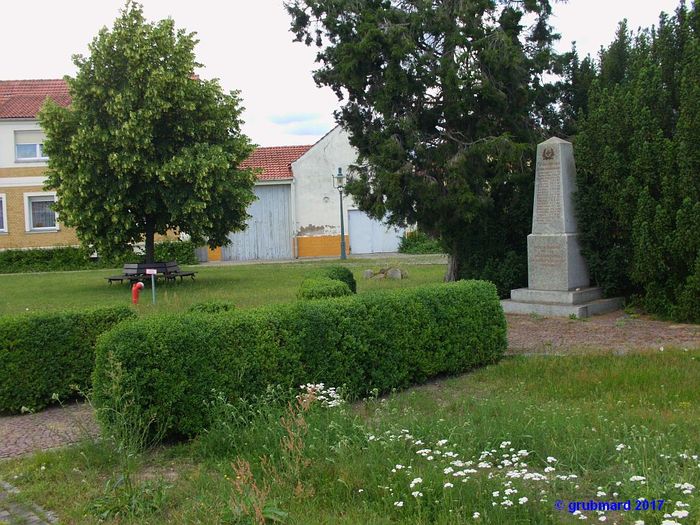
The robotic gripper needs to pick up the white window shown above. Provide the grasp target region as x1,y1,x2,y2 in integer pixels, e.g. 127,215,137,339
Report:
24,192,58,232
15,130,48,162
0,194,7,233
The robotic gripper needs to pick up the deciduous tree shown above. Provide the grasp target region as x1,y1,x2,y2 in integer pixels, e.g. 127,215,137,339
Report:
40,2,256,262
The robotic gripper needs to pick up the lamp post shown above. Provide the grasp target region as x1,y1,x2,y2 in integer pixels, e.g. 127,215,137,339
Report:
333,167,347,260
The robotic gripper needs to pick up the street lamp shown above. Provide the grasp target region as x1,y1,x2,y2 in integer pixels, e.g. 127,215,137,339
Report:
333,167,347,260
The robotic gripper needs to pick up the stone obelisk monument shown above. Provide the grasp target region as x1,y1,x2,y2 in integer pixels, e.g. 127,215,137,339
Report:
501,137,622,318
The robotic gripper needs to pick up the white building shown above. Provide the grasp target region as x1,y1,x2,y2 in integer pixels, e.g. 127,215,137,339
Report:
205,126,405,261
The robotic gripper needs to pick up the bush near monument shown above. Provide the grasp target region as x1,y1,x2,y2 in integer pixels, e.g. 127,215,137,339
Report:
92,280,507,440
574,3,700,322
0,306,136,413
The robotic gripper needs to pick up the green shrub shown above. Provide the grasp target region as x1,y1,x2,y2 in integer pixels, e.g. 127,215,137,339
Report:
398,231,443,254
187,300,236,314
317,265,357,293
93,280,506,440
0,306,136,413
298,277,352,300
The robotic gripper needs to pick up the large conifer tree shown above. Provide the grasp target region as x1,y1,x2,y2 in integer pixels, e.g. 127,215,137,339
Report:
287,0,564,285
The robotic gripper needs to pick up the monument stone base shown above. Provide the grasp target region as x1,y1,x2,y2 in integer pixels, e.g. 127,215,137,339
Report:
501,286,623,318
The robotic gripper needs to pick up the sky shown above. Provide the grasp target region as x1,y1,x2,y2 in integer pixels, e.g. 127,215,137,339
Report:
0,0,681,147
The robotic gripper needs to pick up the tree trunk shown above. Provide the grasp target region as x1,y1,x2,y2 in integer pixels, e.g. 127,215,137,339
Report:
144,223,155,264
444,252,460,282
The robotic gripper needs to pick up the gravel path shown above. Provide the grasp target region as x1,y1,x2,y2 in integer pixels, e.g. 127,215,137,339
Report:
507,311,700,354
0,312,698,461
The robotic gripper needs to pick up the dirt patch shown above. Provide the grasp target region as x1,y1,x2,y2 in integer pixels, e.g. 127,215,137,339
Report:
507,312,700,354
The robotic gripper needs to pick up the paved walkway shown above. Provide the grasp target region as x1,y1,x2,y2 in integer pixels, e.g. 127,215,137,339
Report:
0,481,57,524
199,252,448,267
0,403,98,460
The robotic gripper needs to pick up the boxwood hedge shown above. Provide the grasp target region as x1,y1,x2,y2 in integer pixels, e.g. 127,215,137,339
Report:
0,306,136,413
298,277,352,300
316,265,357,293
93,280,506,440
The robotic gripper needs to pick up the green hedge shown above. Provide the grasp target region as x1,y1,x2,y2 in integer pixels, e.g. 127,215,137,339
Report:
93,280,506,440
317,266,357,293
0,246,94,273
0,306,136,413
298,277,352,300
0,241,197,274
398,231,444,254
187,300,236,314
153,241,198,266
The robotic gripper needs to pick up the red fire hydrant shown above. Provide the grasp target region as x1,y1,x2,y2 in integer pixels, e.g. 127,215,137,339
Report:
131,281,145,304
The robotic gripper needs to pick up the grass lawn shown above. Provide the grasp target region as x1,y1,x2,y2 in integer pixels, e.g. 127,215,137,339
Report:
1,349,698,524
0,255,446,316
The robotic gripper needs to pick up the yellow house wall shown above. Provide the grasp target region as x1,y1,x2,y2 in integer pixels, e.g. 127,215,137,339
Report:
0,168,173,251
0,167,80,250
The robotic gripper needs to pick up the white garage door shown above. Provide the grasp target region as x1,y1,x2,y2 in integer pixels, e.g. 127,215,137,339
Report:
348,210,404,254
222,184,293,261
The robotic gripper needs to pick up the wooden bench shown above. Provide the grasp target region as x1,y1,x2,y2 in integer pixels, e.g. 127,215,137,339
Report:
106,261,195,284
106,263,142,284
164,261,196,282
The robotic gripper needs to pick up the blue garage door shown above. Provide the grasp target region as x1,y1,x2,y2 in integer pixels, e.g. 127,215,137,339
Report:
348,210,404,254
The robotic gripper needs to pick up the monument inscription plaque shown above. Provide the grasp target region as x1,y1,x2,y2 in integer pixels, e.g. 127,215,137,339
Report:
501,137,623,317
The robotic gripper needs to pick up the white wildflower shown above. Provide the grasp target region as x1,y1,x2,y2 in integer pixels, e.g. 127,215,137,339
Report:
409,477,423,488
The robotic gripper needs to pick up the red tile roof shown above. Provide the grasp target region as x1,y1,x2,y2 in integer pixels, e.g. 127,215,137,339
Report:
241,145,312,181
0,79,70,119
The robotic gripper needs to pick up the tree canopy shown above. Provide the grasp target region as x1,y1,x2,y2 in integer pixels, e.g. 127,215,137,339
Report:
40,1,256,262
287,0,564,284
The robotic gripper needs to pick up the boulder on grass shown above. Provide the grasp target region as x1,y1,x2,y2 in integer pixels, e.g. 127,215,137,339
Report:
387,268,403,280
